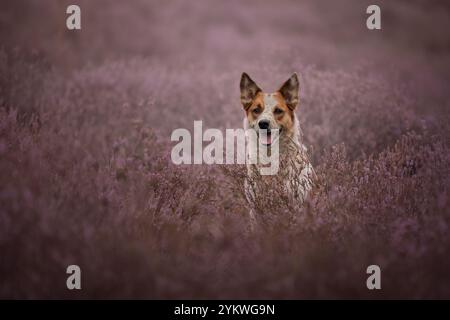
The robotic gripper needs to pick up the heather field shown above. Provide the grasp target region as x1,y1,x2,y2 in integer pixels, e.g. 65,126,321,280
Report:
1,0,450,298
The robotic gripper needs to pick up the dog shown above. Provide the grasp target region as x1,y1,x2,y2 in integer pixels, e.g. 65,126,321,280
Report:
240,72,315,224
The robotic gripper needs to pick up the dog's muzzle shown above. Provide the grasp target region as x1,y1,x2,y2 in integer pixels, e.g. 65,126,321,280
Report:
258,120,281,146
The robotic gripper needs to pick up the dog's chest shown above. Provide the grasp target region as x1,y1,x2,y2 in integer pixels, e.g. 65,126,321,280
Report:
247,136,315,205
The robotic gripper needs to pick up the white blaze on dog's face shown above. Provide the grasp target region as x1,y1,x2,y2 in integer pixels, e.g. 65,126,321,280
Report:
240,72,299,146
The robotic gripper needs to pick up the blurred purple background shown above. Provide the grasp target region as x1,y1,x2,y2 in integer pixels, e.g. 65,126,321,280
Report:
1,0,450,299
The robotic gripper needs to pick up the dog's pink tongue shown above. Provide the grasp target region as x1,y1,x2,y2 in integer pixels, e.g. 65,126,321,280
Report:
265,133,272,145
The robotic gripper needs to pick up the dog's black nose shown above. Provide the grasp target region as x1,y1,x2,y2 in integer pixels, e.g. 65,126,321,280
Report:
258,120,270,130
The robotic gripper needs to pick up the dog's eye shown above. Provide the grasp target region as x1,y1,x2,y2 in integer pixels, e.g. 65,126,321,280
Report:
274,108,284,115
253,108,262,115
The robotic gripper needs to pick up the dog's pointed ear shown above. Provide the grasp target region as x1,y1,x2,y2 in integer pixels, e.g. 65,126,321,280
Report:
240,72,261,110
278,73,299,110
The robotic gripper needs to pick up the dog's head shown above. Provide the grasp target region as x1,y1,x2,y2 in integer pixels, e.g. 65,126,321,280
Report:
240,73,299,146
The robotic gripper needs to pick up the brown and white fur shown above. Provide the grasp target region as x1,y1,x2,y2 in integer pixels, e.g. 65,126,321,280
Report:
240,72,315,225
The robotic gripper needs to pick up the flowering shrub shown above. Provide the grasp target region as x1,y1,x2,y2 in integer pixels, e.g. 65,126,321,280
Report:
1,0,450,299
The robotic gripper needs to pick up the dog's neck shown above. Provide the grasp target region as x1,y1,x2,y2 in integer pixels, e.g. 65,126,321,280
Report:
280,114,302,150
278,115,309,170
